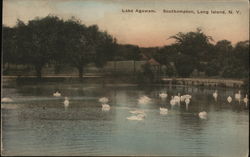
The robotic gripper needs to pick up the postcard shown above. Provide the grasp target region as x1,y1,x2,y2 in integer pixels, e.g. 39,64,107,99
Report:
1,0,249,156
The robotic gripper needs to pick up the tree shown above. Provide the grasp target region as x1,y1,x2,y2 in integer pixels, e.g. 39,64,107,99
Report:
169,28,213,77
14,16,64,78
2,26,17,70
62,18,89,78
62,18,117,78
233,40,249,70
94,31,117,68
205,59,220,76
215,40,249,79
115,44,140,61
215,40,233,66
175,54,196,77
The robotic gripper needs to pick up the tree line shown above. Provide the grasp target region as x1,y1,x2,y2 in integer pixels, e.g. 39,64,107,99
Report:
2,16,249,80
3,16,117,78
153,28,249,79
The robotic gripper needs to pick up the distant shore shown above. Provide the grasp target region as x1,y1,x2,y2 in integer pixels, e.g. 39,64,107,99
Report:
2,75,247,89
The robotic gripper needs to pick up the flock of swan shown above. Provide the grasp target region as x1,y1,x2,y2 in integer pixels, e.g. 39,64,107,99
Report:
213,90,249,105
1,90,248,121
60,90,248,120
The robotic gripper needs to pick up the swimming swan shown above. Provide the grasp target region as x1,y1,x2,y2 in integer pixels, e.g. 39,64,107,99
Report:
159,93,168,99
199,111,208,119
99,97,109,104
53,91,61,97
1,97,13,103
64,97,69,107
102,104,110,111
235,91,241,102
160,107,168,112
227,96,232,103
185,98,190,105
170,96,177,106
243,94,248,106
127,113,145,121
213,90,218,100
138,96,151,104
160,107,168,115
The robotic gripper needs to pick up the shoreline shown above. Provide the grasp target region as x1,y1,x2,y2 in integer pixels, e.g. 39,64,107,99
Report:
1,75,247,89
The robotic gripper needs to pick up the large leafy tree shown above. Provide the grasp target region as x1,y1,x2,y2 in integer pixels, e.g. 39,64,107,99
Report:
7,16,116,79
2,26,18,68
169,28,213,77
14,16,64,78
94,31,117,68
223,40,249,78
233,40,249,70
62,18,117,78
62,18,89,78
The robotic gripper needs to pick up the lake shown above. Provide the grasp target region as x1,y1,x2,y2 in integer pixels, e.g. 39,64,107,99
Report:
1,79,249,156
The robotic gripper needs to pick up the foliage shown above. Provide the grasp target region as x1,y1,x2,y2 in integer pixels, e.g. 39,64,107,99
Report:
204,59,220,76
174,54,196,77
2,16,116,78
2,20,249,80
169,28,214,77
221,58,248,78
115,44,140,61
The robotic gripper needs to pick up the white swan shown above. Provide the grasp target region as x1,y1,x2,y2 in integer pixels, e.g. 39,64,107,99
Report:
180,96,186,102
126,115,144,121
1,97,13,103
243,94,248,106
173,96,180,104
170,96,176,106
160,107,168,115
64,97,69,107
185,98,190,105
235,90,241,100
159,92,168,99
160,107,168,112
184,94,192,99
137,113,146,118
213,90,218,100
53,91,61,97
199,111,208,119
142,96,151,101
127,113,145,121
227,96,232,103
102,104,110,111
99,97,109,104
138,96,151,105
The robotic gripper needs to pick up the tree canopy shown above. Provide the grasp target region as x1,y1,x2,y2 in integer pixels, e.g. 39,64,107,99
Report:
2,16,117,78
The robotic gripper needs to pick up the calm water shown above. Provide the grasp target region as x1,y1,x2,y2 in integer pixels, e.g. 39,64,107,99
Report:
1,79,249,156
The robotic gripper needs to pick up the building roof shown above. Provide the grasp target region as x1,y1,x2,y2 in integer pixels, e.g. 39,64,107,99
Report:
147,58,160,66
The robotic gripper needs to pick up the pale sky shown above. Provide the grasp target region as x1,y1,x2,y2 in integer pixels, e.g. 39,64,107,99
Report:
3,0,249,47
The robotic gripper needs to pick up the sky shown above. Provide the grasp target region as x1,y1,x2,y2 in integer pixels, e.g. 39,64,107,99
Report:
3,0,249,47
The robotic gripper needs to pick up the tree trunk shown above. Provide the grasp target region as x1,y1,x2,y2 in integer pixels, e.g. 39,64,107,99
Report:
35,65,42,79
